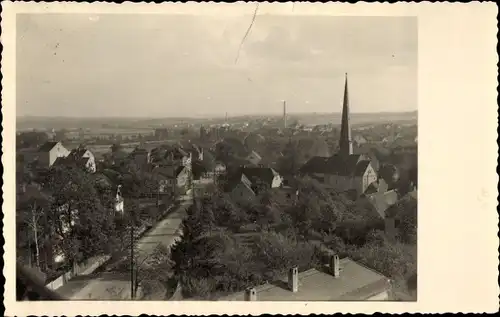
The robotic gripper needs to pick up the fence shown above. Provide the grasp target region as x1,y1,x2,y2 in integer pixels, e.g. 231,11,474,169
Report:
45,254,112,290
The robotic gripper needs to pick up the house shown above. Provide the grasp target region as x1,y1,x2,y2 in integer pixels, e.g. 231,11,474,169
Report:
152,165,177,194
301,154,377,197
174,147,192,166
175,165,192,194
20,141,70,168
67,146,96,173
186,143,204,161
129,147,151,167
218,255,392,301
246,150,262,165
115,185,125,214
228,173,256,204
214,161,227,175
191,160,210,182
240,166,283,191
363,179,399,218
93,172,125,214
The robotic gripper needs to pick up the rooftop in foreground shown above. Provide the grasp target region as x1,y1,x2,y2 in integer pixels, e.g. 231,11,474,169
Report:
218,257,391,301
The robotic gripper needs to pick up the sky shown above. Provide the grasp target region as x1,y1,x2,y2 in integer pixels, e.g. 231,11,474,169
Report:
17,6,417,118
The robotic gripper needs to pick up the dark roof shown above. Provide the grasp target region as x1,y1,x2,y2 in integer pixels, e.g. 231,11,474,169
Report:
354,160,371,176
301,154,371,177
299,156,330,174
202,150,216,170
218,257,390,301
175,165,187,178
52,157,67,167
224,171,252,192
131,147,149,155
37,141,59,152
365,189,399,218
153,165,176,178
69,146,88,158
241,166,279,187
192,161,208,179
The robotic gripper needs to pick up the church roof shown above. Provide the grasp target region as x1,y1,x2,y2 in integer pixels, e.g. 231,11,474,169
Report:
301,154,371,177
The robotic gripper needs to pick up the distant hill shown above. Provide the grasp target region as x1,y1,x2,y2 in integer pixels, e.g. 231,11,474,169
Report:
16,111,417,131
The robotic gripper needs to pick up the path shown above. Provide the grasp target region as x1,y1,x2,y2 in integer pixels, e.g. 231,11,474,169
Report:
57,195,192,300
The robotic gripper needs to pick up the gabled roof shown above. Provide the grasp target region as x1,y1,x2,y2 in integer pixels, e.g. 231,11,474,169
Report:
130,147,149,155
191,161,208,179
301,154,371,177
241,166,279,187
37,141,59,152
299,156,330,174
232,174,256,196
365,180,399,218
152,165,176,179
247,150,262,160
354,160,371,176
69,146,89,158
225,171,254,194
175,165,187,178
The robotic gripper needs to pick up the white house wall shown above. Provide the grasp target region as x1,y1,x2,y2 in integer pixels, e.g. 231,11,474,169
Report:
271,176,283,188
48,143,70,167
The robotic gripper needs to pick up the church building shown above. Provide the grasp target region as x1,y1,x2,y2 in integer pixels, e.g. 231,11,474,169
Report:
300,74,378,197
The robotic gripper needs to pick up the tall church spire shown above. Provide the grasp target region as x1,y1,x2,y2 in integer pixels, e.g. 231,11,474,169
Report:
339,73,353,157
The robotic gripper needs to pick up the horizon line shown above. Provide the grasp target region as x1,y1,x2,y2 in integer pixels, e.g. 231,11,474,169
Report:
17,110,418,120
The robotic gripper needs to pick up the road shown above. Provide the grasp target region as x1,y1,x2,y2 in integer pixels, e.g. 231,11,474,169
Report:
57,195,192,300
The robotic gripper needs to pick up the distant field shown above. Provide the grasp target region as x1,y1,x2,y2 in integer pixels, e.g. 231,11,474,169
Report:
17,111,417,131
65,140,177,159
292,112,418,126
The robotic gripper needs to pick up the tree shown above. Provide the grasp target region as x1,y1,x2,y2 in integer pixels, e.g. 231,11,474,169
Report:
17,131,49,149
396,197,417,244
44,165,116,265
379,164,400,187
17,186,51,269
111,143,123,154
133,244,172,299
348,233,417,295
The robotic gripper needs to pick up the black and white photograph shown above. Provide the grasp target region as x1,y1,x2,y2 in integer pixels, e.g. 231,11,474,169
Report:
15,3,419,302
3,1,498,315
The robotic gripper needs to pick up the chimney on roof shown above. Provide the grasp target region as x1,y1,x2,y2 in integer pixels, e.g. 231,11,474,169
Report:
244,287,257,301
288,267,299,292
329,254,340,278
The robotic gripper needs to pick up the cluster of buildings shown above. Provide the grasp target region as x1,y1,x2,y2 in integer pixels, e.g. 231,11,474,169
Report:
18,141,97,173
215,74,417,302
17,73,417,301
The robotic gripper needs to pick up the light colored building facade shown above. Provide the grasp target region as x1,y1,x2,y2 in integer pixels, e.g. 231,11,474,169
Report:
300,74,378,197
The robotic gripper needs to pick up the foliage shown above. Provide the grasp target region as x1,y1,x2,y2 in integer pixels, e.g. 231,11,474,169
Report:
395,196,418,244
378,164,400,187
42,165,117,265
348,230,417,284
17,131,49,149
